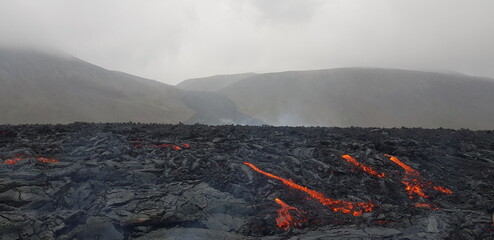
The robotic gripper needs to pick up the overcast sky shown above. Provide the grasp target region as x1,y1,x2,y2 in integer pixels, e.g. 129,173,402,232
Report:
1,0,493,84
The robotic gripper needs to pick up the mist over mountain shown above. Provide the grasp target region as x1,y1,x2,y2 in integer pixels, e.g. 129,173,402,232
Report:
177,72,256,92
0,48,256,125
1,48,493,130
213,68,494,129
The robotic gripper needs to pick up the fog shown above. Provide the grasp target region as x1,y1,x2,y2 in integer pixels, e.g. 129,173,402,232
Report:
1,0,493,84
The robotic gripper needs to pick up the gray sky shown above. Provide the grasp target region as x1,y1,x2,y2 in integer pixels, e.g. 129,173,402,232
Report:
1,0,493,84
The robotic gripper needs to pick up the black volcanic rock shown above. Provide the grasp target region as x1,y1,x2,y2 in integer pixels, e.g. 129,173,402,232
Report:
0,123,493,239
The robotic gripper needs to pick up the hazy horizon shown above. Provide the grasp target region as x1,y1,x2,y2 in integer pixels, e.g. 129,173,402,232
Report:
1,0,494,84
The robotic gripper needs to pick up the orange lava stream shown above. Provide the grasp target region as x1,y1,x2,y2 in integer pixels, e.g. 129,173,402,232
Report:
274,198,306,230
3,157,23,165
433,185,453,194
402,179,429,199
37,157,59,163
180,143,191,149
385,154,420,176
244,162,374,216
414,203,439,210
384,154,453,201
153,144,182,150
3,155,59,165
133,140,188,151
155,144,171,148
171,145,182,151
341,155,385,178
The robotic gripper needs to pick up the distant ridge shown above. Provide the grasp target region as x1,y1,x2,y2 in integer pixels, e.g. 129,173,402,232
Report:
214,68,494,130
0,48,258,125
2,48,493,129
176,72,256,91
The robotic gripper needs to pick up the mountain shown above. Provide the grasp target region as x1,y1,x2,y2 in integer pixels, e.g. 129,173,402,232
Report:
0,48,258,125
3,48,493,129
176,72,256,92
214,68,494,129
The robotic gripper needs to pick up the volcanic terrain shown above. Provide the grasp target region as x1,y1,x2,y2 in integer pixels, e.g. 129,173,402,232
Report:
0,123,493,239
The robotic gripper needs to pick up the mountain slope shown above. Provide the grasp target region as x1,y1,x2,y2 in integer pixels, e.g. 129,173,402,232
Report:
0,48,260,125
0,48,195,124
3,48,492,129
217,68,494,129
176,72,256,92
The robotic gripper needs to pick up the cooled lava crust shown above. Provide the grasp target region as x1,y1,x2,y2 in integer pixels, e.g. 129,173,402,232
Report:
0,123,493,239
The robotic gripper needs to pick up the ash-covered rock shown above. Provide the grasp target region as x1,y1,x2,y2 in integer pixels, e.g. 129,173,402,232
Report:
0,123,493,239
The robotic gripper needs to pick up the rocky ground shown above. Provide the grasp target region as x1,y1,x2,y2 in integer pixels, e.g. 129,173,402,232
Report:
0,123,493,240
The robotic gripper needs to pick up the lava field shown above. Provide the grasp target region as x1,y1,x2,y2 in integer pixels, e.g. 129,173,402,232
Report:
0,123,493,239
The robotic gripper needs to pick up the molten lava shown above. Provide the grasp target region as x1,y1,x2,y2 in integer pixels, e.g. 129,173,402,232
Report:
384,154,452,203
155,144,171,148
274,198,307,230
179,143,191,149
171,145,182,151
3,157,23,165
433,185,453,194
244,162,374,216
377,220,394,225
385,154,420,176
37,157,59,163
132,140,188,151
341,155,385,178
132,140,142,147
3,154,59,165
154,144,181,150
414,203,439,210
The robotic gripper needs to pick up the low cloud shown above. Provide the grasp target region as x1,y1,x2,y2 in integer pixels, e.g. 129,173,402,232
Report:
1,0,493,84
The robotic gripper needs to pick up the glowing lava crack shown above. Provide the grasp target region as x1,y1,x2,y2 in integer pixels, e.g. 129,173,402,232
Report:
342,155,385,178
2,154,59,165
244,162,374,217
384,154,453,208
132,140,190,151
274,198,307,230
